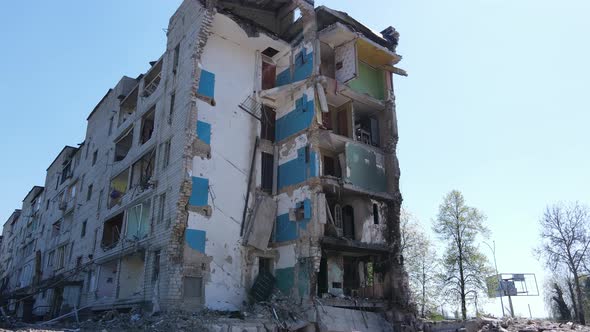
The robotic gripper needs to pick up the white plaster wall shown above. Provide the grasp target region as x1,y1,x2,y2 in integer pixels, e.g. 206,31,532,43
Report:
276,185,312,216
341,198,386,244
275,244,297,269
188,13,287,311
277,133,310,166
360,199,386,244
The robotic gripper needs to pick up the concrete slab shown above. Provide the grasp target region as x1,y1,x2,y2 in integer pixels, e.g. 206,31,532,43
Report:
317,306,393,332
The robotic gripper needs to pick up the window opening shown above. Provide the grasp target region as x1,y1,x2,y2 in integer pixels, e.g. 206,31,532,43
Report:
101,213,124,249
261,153,274,194
373,204,379,225
140,107,155,144
114,126,133,162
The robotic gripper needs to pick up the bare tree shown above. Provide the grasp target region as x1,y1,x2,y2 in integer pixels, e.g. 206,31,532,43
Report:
433,190,493,320
400,209,440,318
543,271,574,321
537,202,590,325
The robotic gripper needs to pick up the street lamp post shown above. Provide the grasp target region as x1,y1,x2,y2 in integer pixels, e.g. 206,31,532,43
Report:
484,240,505,318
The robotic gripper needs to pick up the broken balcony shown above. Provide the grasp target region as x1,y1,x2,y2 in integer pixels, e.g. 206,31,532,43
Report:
319,22,401,104
125,199,151,241
114,126,133,162
109,169,129,208
321,190,387,244
142,60,162,98
319,101,382,148
140,107,155,145
318,248,389,307
101,212,124,250
318,131,392,199
118,84,138,126
130,150,155,192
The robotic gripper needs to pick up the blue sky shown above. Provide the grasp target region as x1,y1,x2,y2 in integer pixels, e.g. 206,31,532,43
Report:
2,0,590,318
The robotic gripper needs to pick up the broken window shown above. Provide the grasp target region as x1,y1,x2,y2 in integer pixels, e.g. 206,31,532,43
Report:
142,60,162,97
168,93,175,125
131,150,155,190
119,85,138,126
109,168,129,208
108,116,114,136
259,257,272,274
343,205,355,240
157,192,167,224
160,140,171,170
114,126,133,162
152,250,160,283
47,251,55,268
343,256,360,296
52,220,61,238
373,204,379,225
66,183,76,206
354,115,380,147
126,200,151,240
63,212,73,233
261,59,276,90
322,155,339,177
291,201,310,221
86,184,93,201
260,106,276,142
261,152,274,194
61,161,72,184
98,189,104,212
172,43,180,75
81,220,87,238
56,244,66,269
101,213,124,249
336,109,351,138
333,204,343,230
140,107,155,145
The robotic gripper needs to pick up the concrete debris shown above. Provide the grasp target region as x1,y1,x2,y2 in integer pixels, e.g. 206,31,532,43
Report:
476,317,590,332
0,301,299,332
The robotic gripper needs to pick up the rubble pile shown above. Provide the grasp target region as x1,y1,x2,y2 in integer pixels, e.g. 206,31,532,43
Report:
478,317,590,332
0,295,312,332
1,309,210,332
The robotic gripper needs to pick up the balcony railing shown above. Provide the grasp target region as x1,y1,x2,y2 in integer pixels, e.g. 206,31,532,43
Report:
143,72,161,97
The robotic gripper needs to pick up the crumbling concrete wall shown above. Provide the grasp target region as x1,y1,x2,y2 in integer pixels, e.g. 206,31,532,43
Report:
182,8,290,310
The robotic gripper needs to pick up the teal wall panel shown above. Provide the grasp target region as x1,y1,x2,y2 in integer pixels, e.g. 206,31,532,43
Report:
345,143,387,192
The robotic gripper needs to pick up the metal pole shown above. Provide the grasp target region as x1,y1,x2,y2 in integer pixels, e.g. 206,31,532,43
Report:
508,295,514,318
528,304,532,319
484,240,505,317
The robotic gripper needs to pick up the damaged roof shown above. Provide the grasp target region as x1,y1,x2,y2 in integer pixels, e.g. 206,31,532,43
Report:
46,146,79,172
315,6,395,51
217,0,294,12
22,186,44,203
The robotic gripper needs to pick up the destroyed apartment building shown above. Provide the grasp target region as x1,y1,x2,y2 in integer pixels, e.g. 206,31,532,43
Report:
0,0,410,327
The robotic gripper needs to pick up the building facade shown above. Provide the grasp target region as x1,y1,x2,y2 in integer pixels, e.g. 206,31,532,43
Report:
0,0,410,324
